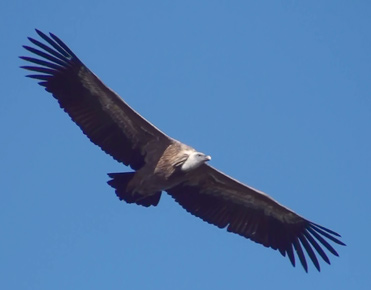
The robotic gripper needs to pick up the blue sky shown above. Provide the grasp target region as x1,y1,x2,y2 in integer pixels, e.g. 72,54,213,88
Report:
1,1,370,289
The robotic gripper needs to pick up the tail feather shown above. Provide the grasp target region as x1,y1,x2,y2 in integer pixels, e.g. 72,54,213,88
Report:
107,172,161,207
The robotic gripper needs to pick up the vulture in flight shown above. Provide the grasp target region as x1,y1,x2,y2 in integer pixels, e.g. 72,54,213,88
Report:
21,29,345,272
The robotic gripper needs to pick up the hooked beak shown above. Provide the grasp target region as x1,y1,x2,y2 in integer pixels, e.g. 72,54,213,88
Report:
205,155,212,161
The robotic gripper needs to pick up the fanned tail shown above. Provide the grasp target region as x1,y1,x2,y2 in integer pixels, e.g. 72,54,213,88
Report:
107,172,161,207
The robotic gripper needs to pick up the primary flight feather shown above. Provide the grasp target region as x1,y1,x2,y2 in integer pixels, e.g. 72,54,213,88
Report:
21,29,345,272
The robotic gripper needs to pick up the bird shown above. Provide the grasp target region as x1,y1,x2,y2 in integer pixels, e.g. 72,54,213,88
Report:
20,29,345,272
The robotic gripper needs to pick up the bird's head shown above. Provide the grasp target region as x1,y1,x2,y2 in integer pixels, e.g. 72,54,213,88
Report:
180,151,211,172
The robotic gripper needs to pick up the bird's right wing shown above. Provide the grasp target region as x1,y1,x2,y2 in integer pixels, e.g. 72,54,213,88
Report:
21,29,172,170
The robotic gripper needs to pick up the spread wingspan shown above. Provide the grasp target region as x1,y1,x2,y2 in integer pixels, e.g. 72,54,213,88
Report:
21,30,345,273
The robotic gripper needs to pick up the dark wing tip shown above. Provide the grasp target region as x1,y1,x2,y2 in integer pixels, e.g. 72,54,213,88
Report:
291,221,345,272
20,29,84,93
21,29,81,72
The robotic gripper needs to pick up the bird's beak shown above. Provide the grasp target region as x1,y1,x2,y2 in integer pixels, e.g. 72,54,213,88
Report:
206,155,212,161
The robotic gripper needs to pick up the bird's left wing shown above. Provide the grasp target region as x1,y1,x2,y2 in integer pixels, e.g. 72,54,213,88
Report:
166,164,345,272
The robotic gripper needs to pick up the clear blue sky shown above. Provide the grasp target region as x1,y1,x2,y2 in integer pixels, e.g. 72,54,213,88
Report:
1,1,370,289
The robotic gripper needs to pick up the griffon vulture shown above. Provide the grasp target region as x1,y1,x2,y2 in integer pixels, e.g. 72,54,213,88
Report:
20,29,345,272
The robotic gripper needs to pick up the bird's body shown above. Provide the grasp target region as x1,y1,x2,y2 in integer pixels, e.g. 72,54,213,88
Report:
21,29,345,272
119,142,205,198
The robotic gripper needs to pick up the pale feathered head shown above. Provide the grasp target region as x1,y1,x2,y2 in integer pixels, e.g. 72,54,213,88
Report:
180,151,211,172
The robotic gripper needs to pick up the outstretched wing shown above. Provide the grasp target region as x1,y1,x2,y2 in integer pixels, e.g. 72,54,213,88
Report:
167,165,345,272
20,29,172,170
